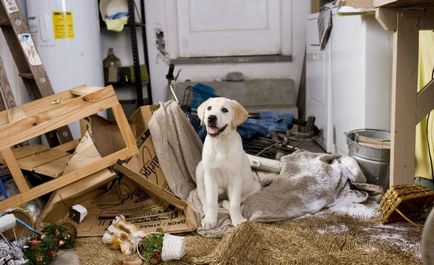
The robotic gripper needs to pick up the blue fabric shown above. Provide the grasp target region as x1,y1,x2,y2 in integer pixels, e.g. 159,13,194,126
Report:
190,83,216,136
191,83,215,109
107,12,129,19
237,111,294,140
186,82,294,141
0,174,11,199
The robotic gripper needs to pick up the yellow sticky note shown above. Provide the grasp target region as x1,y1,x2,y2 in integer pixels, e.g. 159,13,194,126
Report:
52,11,74,39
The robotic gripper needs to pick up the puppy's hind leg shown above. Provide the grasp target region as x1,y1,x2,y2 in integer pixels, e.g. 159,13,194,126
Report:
228,179,247,227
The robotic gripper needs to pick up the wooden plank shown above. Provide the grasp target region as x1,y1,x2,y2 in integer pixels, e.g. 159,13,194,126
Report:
389,8,419,185
0,147,29,193
70,86,102,97
0,87,117,148
376,7,397,31
0,146,137,211
417,79,434,122
0,144,50,163
10,145,49,159
420,7,434,30
51,140,79,153
33,154,72,178
115,163,188,210
17,150,70,172
0,86,110,125
0,57,17,110
111,103,137,149
7,107,26,123
374,0,434,7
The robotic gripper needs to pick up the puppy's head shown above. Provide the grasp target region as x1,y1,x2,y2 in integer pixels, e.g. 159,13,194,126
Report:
197,97,248,137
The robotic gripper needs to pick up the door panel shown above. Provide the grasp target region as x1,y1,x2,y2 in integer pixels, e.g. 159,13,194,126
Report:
177,0,281,57
306,17,332,152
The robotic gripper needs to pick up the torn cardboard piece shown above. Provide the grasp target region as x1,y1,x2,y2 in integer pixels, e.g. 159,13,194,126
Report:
74,194,196,237
115,162,197,235
83,105,168,190
37,131,116,224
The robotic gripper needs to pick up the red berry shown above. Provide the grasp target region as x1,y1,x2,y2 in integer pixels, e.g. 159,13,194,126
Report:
152,251,161,259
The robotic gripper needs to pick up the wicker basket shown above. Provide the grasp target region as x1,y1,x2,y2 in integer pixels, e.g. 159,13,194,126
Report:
380,184,434,225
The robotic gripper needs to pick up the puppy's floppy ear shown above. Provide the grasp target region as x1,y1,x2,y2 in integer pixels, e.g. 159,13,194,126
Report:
231,100,248,128
197,98,210,126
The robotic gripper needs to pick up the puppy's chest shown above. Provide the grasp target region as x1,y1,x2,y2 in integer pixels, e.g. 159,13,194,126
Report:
204,148,235,168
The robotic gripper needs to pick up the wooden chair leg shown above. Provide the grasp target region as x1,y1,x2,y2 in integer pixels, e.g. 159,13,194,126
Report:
0,147,30,192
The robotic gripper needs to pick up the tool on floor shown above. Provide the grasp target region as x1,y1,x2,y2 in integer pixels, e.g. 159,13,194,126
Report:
0,1,72,147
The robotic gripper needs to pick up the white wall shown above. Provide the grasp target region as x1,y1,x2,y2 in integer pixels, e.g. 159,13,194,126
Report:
0,0,30,106
4,0,310,105
143,0,310,102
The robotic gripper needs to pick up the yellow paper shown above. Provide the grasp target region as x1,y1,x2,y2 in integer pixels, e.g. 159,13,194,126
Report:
415,31,434,180
52,11,74,39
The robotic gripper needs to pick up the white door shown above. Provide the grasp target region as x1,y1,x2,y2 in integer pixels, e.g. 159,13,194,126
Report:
176,0,283,57
306,15,333,152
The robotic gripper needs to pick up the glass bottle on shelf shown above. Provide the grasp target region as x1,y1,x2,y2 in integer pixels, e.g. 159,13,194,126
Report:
103,48,122,83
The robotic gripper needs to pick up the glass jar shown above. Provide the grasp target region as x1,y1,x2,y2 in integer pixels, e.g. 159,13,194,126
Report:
103,48,122,83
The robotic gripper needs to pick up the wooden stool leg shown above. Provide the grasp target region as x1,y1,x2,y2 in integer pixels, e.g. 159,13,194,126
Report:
0,147,30,193
111,103,137,148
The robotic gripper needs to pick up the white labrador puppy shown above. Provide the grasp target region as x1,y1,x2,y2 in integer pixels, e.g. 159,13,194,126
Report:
195,97,261,229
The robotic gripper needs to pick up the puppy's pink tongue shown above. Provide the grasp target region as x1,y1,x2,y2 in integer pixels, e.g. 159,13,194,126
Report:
208,126,220,134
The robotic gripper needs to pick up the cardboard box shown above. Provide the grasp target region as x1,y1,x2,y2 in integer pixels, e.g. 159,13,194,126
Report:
40,106,198,236
61,184,196,237
83,105,167,189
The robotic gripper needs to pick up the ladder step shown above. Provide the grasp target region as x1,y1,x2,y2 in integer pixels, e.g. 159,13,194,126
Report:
19,72,34,79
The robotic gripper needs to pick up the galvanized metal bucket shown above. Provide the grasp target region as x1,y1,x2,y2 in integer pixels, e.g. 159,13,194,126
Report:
346,129,390,192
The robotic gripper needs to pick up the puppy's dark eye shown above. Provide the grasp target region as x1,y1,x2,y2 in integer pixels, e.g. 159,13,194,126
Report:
207,106,212,111
221,107,228,113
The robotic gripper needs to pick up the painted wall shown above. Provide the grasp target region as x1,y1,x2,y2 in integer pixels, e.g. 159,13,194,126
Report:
143,0,311,102
3,0,310,106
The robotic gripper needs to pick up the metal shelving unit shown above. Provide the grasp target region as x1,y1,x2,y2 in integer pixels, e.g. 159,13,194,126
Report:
101,0,152,109
127,0,152,107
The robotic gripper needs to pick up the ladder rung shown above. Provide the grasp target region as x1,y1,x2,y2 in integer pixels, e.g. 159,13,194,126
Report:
19,72,34,79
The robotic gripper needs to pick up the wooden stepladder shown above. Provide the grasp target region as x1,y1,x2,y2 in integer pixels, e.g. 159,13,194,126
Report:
0,0,73,146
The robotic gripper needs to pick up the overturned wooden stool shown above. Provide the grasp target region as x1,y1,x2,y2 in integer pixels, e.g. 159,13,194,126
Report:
0,85,138,211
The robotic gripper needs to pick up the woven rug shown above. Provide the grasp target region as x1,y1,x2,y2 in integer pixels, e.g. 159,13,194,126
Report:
194,213,422,265
75,212,422,265
75,234,220,265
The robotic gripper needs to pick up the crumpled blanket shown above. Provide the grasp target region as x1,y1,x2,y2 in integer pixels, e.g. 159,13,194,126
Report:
149,101,370,238
149,101,203,200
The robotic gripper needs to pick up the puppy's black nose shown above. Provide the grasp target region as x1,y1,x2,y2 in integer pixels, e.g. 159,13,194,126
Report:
208,115,217,123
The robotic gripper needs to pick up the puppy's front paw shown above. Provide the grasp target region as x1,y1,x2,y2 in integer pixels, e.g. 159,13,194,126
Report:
231,216,247,227
201,214,217,229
